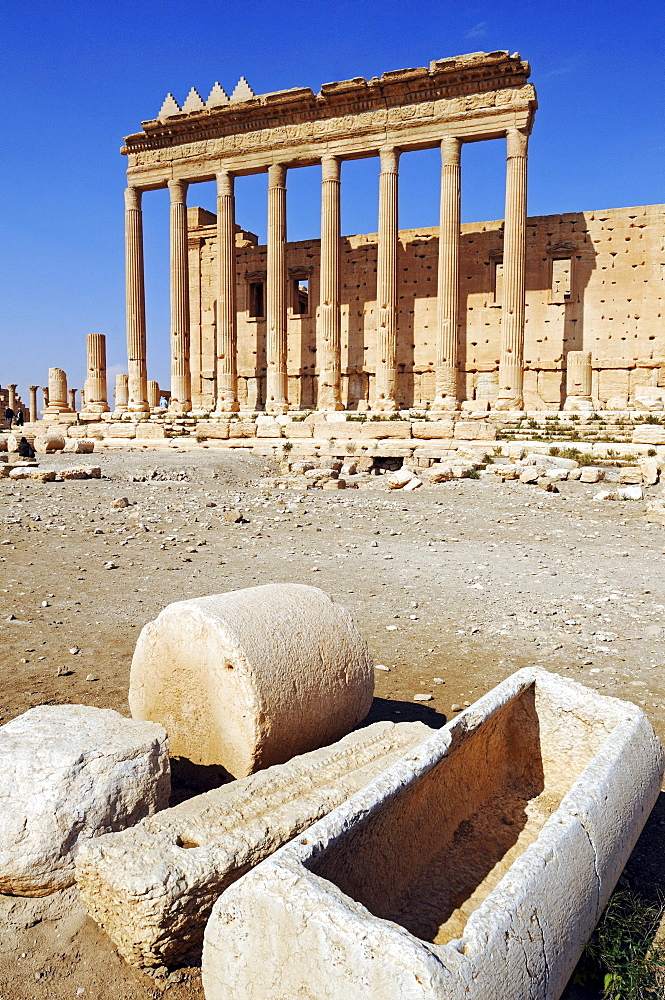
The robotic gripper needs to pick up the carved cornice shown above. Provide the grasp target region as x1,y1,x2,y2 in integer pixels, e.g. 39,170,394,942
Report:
288,266,313,279
244,269,267,282
547,241,577,256
123,52,532,157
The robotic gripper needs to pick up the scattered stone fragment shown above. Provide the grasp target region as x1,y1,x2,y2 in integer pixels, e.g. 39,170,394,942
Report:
0,706,169,896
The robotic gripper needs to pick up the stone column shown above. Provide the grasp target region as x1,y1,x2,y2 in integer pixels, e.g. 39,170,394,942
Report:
266,163,288,413
168,179,191,413
41,386,49,409
45,368,69,414
434,136,461,410
317,155,343,410
564,351,594,411
496,128,529,410
68,389,77,412
148,380,161,410
114,373,129,414
374,147,400,410
7,385,17,411
125,186,149,414
82,333,109,413
215,170,239,412
29,386,38,423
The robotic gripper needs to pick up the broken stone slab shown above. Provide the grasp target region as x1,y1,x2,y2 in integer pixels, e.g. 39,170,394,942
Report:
8,468,56,482
202,668,664,1000
76,720,431,968
427,464,453,484
580,467,605,483
0,706,169,897
33,433,65,454
386,466,416,489
129,584,374,779
63,438,95,453
58,465,102,480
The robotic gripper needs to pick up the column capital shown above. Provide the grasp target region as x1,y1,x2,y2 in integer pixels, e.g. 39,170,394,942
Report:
379,147,400,173
321,154,341,182
268,163,287,187
7,383,17,390
440,135,461,165
168,178,189,202
28,385,38,392
506,128,529,158
216,170,235,196
124,186,142,210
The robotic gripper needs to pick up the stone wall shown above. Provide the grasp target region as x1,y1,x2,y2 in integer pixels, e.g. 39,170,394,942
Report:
189,204,664,411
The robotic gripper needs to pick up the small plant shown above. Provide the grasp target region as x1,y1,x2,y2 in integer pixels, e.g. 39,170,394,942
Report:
389,412,403,421
648,448,658,457
645,415,663,425
347,413,367,422
549,446,561,457
282,440,293,454
573,889,665,999
346,442,357,455
467,469,481,479
527,417,539,429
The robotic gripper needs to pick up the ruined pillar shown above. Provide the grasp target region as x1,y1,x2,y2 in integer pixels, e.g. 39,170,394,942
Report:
266,163,288,413
7,385,17,412
374,147,399,411
82,333,110,414
114,373,129,414
317,155,343,411
41,386,49,410
215,170,239,412
434,136,461,410
168,180,191,413
125,186,149,414
564,351,594,411
28,386,38,423
44,368,69,415
68,389,77,413
496,129,529,410
148,380,161,410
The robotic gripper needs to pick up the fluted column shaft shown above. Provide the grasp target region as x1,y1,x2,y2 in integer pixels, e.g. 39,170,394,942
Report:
125,187,149,413
115,373,129,413
215,171,239,412
41,386,49,408
148,380,161,409
48,368,68,410
266,163,288,412
318,155,343,410
375,147,399,410
68,389,77,413
497,128,529,410
169,180,191,412
28,386,38,423
7,385,17,411
435,136,461,409
83,333,109,413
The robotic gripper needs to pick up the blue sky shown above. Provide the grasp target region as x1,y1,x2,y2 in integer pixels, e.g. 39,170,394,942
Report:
1,0,663,398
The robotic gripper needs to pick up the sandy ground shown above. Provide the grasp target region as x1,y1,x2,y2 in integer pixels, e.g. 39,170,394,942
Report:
1,447,664,999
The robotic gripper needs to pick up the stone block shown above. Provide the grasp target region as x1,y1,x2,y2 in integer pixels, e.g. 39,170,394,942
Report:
519,468,539,484
59,466,101,480
412,421,455,439
619,467,643,485
9,468,56,482
228,420,256,438
34,434,65,454
283,422,313,438
580,467,605,483
202,669,664,1000
129,584,374,779
105,424,137,439
639,457,660,485
633,426,665,445
360,421,412,440
453,421,497,441
76,721,430,968
322,479,346,490
386,467,416,489
0,706,169,896
312,423,362,440
63,438,95,453
255,419,282,438
136,423,168,440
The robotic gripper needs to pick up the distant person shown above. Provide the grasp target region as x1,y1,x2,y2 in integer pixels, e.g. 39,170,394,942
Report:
18,437,35,459
15,409,24,427
4,406,14,429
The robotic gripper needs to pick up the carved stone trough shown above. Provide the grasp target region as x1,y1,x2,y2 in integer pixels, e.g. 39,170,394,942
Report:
202,668,664,1000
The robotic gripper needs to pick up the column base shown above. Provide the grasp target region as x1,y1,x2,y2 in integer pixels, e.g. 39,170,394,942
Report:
563,396,594,412
265,401,289,415
168,402,192,415
494,395,523,411
371,398,398,413
80,403,110,416
214,401,240,414
432,395,460,411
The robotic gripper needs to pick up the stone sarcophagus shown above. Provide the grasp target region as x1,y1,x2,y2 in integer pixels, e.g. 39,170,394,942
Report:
202,668,664,1000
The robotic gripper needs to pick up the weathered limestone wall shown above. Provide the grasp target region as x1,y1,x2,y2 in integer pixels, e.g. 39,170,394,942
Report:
189,204,664,411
